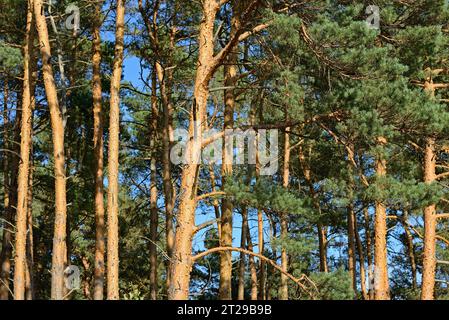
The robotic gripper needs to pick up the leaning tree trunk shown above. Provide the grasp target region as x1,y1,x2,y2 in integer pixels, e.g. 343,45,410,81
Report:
374,136,389,300
14,0,35,300
34,0,69,300
92,0,105,300
106,0,126,300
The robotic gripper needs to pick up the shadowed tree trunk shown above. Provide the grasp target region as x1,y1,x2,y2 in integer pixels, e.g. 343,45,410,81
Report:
0,81,11,301
149,65,159,300
237,207,248,300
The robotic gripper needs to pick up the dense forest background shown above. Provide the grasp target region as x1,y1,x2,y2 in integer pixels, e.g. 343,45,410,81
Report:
1,0,449,300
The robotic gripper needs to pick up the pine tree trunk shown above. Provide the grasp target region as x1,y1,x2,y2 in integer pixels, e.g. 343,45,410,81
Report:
354,214,368,300
219,48,237,302
246,219,258,300
237,207,248,300
155,48,175,295
347,204,357,297
279,125,290,300
421,136,437,300
168,0,219,300
106,0,126,300
374,136,389,300
299,144,328,272
149,66,159,300
401,211,417,291
25,156,35,300
34,0,68,299
0,81,11,301
92,0,105,300
364,206,374,300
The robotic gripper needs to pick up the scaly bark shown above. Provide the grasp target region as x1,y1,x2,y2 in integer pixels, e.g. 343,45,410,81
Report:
167,0,221,300
106,0,126,300
374,136,389,300
0,81,11,300
149,65,159,300
92,0,105,300
34,0,68,299
421,137,437,299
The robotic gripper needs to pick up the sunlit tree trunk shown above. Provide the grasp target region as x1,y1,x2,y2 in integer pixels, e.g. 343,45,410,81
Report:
34,0,68,299
92,0,105,300
374,136,389,300
106,0,126,300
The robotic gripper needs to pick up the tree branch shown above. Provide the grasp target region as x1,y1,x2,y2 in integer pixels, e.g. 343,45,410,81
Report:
192,246,318,298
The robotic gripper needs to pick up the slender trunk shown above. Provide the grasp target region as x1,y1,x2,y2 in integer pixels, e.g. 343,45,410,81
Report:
219,45,237,303
35,0,68,299
374,136,389,300
155,42,175,296
421,136,437,300
299,144,328,272
149,65,159,300
257,209,265,300
347,204,357,297
364,206,374,300
92,0,105,300
13,0,35,300
208,165,221,239
237,207,248,300
25,156,35,300
0,81,11,301
246,219,258,300
401,211,417,291
279,124,290,300
106,0,126,300
354,213,368,300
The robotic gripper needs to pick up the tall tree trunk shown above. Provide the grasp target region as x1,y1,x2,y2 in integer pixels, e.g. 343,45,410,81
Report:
149,65,159,300
237,207,248,300
25,155,35,300
0,81,11,301
347,204,357,297
299,144,328,272
219,27,238,301
246,219,258,300
364,206,374,300
401,211,417,291
35,0,68,299
374,136,389,300
420,80,438,300
421,136,437,300
354,213,368,300
92,0,105,300
279,124,290,300
167,0,220,300
106,0,126,300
